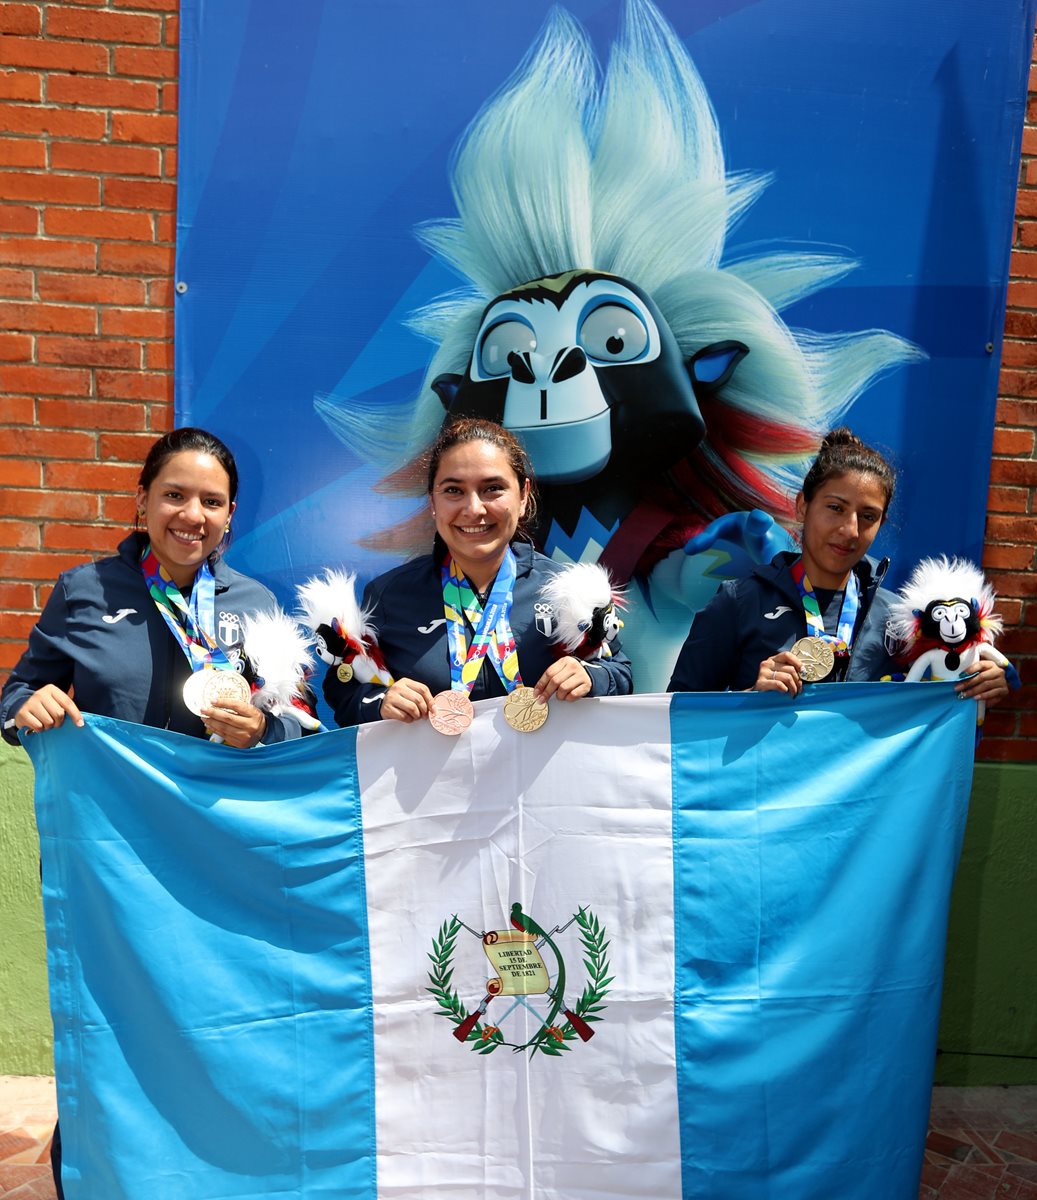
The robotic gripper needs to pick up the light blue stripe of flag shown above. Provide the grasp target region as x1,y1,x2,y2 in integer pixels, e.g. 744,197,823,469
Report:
28,718,374,1200
672,681,974,1199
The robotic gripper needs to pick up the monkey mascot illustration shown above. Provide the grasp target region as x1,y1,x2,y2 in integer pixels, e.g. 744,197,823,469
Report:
317,0,923,688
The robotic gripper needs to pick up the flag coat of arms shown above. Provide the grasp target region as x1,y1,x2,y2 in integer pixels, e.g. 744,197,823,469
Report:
25,684,974,1199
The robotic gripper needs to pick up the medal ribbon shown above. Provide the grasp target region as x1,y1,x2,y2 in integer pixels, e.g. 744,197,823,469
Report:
140,543,234,673
441,549,523,694
790,558,860,655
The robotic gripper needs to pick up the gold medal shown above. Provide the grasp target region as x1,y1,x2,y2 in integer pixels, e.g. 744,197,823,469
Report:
503,685,548,733
428,690,474,736
791,636,835,682
336,661,354,683
201,669,252,711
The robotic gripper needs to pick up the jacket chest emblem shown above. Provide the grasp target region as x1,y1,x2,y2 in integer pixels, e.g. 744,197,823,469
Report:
218,610,241,646
534,602,555,638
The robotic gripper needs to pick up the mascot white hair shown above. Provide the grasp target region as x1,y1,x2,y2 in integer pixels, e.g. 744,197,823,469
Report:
888,556,1011,721
318,0,924,687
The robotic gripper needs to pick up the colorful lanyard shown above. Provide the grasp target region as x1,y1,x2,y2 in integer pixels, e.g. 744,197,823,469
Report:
441,549,523,694
790,558,860,655
140,543,234,672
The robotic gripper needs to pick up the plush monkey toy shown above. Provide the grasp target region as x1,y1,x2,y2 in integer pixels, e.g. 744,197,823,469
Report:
538,563,625,661
296,569,393,685
888,556,1012,720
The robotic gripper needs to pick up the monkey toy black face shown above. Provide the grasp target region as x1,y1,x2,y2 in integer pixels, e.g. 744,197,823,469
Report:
314,621,346,667
918,596,981,670
592,600,623,647
919,597,980,648
431,270,746,487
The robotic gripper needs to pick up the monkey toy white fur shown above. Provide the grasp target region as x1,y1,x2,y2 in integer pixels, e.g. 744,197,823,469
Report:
296,569,393,685
538,563,625,661
888,557,1010,720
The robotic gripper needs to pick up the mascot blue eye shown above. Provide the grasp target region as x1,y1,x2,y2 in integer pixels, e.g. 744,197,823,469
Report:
578,303,649,363
479,319,536,376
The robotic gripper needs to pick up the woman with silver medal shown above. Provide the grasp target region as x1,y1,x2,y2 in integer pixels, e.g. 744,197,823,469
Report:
1,428,314,751
317,418,632,733
0,428,316,1200
667,428,1010,705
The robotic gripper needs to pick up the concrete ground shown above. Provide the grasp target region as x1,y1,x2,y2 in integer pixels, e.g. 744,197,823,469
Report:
1,1076,1035,1198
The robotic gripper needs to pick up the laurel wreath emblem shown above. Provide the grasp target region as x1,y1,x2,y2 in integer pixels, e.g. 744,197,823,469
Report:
427,908,611,1056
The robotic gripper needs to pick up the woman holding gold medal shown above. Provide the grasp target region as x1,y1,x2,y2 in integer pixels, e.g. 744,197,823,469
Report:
668,428,1010,704
318,418,632,733
1,427,313,750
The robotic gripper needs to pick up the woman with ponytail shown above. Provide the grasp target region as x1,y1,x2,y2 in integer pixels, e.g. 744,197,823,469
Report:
668,428,1008,704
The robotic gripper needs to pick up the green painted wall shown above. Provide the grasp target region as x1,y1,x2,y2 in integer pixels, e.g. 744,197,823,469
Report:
0,739,52,1074
935,761,1037,1085
1,743,1034,1080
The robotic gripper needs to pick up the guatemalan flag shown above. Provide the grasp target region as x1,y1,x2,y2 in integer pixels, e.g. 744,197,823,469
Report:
25,684,975,1199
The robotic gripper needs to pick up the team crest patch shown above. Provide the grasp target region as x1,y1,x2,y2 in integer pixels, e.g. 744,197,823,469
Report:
427,903,610,1056
534,602,555,638
218,610,241,645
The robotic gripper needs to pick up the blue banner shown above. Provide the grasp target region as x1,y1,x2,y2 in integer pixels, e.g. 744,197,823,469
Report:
175,0,1035,654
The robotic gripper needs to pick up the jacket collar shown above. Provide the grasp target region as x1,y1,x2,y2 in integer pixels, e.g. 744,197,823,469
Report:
755,550,889,603
511,540,536,579
435,539,537,582
120,532,233,593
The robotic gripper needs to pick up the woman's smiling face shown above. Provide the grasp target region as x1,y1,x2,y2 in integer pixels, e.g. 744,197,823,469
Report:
795,470,887,588
430,440,529,589
137,451,235,588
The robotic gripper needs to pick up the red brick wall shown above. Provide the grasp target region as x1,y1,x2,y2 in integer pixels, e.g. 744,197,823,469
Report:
979,52,1037,762
0,0,177,669
0,10,1034,758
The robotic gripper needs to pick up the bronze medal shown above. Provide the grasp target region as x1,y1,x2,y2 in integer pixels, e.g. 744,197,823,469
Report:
503,685,548,733
428,689,474,736
336,662,354,683
201,669,252,711
791,636,835,682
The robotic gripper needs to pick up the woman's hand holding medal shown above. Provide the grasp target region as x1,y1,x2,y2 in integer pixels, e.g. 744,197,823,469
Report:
754,650,806,696
199,696,268,748
184,669,267,747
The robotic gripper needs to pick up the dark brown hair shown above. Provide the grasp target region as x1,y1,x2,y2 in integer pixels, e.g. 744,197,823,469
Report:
426,418,539,554
135,427,239,552
138,427,239,502
801,427,895,515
